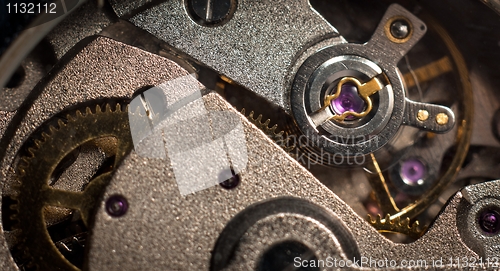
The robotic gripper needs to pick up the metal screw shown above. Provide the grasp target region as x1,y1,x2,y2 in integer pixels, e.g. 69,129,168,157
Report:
105,195,128,217
188,0,235,25
478,209,500,235
435,113,449,125
417,109,429,121
390,19,410,39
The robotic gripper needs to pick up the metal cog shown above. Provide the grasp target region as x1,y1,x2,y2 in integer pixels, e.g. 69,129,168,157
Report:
13,103,133,271
367,213,424,240
241,108,294,152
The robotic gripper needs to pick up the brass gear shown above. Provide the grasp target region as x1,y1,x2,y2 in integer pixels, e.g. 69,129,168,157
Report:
241,108,294,152
14,103,133,271
367,214,424,240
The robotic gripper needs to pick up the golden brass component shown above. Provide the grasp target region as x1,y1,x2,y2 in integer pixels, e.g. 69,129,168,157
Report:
241,108,294,152
14,103,133,271
384,16,413,43
366,154,400,215
403,56,452,88
324,76,384,122
367,213,424,239
436,113,449,125
417,109,429,121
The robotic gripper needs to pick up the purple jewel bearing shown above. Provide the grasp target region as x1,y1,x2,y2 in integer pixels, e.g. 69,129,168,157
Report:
400,158,427,186
478,209,500,235
105,195,129,217
330,83,366,120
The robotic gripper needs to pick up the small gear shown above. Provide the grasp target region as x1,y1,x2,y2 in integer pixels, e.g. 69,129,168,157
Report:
241,108,294,152
14,103,133,271
367,214,424,239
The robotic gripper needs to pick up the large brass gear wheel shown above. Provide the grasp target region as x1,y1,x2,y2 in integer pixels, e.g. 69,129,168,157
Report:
14,103,132,271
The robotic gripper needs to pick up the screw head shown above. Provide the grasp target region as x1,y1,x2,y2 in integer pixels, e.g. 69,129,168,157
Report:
187,0,236,26
390,19,410,39
105,195,128,217
417,109,429,121
435,113,449,125
478,209,500,235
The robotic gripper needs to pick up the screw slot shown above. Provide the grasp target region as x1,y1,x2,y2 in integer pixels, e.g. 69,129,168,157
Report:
186,0,237,26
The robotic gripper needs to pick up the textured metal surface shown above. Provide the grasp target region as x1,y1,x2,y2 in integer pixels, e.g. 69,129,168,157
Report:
0,36,193,195
45,0,113,60
108,0,156,17
0,37,194,270
291,4,427,158
88,92,476,270
458,180,500,258
212,197,360,270
0,0,86,111
125,0,341,110
0,1,498,269
402,99,455,133
223,213,348,270
15,103,134,271
0,49,54,112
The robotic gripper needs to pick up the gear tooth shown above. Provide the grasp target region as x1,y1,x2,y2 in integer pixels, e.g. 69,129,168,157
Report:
105,103,112,112
411,220,420,230
240,108,246,115
86,107,93,115
27,147,37,157
384,214,391,224
75,110,84,118
41,132,51,140
115,103,122,112
49,125,58,134
263,118,270,127
400,217,410,228
96,104,102,113
33,139,43,148
9,203,18,211
370,213,423,239
392,216,400,226
57,119,66,128
9,214,18,221
367,214,375,224
269,124,278,133
66,113,75,122
242,108,291,152
20,156,31,164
